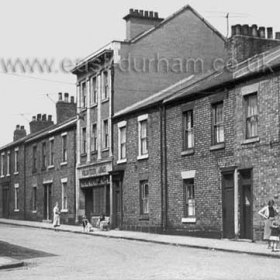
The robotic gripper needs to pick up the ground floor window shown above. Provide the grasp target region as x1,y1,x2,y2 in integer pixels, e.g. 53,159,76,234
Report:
140,181,149,215
93,185,110,216
184,179,195,217
14,184,19,211
32,186,37,211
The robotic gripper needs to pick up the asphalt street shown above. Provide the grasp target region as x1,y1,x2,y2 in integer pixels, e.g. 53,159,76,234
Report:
0,224,280,280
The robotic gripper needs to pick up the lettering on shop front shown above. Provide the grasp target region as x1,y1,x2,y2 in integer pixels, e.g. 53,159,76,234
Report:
81,165,107,178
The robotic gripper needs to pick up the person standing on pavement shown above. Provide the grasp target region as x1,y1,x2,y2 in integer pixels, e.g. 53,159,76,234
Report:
258,199,278,248
53,202,61,231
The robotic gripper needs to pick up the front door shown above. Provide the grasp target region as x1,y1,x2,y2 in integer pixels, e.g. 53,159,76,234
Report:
2,186,9,218
222,172,235,239
84,188,93,220
240,170,253,239
113,180,122,228
44,184,52,220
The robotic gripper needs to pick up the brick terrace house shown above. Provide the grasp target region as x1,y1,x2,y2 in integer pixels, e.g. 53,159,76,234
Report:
0,93,77,225
71,4,228,227
113,25,280,240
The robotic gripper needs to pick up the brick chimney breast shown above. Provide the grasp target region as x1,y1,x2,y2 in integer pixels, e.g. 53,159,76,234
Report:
56,92,76,124
13,124,27,141
123,8,164,41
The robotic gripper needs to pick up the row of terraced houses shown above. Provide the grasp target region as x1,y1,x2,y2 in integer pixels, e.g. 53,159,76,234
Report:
2,5,280,240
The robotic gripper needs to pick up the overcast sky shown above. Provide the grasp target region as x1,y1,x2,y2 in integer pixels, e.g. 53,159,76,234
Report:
0,0,279,146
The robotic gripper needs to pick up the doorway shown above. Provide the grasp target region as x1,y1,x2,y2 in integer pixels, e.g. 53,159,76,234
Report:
84,188,93,220
43,184,52,221
113,180,122,228
239,169,253,239
2,186,9,218
222,172,235,239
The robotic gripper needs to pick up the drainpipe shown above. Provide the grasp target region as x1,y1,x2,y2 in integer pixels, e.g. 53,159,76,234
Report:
73,128,76,223
159,105,164,231
23,143,26,220
163,104,168,231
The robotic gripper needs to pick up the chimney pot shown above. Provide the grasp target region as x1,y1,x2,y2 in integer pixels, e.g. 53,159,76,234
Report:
70,96,75,103
135,9,139,14
235,24,241,35
259,26,266,38
129,8,133,14
149,11,153,18
154,12,158,18
251,24,258,37
42,114,47,121
64,92,69,102
32,116,36,121
231,25,236,36
267,27,273,39
58,92,63,101
275,32,280,40
139,10,143,16
16,124,20,130
242,24,250,36
37,114,42,121
144,11,149,17
48,115,52,121
20,126,24,130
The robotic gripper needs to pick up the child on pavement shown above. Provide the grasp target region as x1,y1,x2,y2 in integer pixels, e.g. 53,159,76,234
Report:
270,218,280,252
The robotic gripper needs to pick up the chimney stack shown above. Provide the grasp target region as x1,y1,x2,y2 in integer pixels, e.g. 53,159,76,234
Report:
258,27,266,38
13,124,27,141
123,8,164,41
267,27,273,39
30,113,54,134
56,92,77,124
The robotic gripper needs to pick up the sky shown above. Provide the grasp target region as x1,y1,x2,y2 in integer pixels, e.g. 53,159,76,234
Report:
1,0,280,146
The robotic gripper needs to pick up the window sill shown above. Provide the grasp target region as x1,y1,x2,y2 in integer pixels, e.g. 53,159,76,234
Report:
182,217,196,223
241,137,260,145
48,165,55,170
101,98,109,104
117,159,127,165
14,172,19,175
91,151,98,155
32,210,37,214
14,209,20,213
102,148,109,152
60,162,68,166
210,143,225,151
61,209,68,213
0,175,4,178
181,149,194,156
6,174,10,177
137,154,149,161
90,103,97,109
80,153,87,157
80,107,87,113
139,214,149,221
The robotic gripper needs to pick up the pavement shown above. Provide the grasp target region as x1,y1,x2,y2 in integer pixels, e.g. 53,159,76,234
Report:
0,217,280,269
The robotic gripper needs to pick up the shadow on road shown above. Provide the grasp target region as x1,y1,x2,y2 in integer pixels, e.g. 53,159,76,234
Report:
0,241,56,260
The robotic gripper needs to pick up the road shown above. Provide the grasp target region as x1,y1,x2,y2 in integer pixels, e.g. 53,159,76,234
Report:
0,224,280,280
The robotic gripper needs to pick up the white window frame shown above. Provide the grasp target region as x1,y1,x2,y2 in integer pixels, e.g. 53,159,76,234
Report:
6,151,10,176
81,81,87,108
61,132,68,164
14,183,19,212
137,114,148,160
1,152,4,177
48,137,55,168
181,170,196,223
117,121,127,164
14,147,19,174
61,178,68,212
102,71,109,100
91,76,98,105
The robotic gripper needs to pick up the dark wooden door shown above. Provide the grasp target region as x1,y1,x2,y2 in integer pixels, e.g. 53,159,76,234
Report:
85,188,93,220
2,187,9,218
222,173,235,239
44,184,52,220
113,180,122,228
240,170,252,239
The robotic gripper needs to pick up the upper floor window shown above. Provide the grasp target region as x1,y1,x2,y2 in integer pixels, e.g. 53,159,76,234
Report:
6,151,10,176
245,93,258,139
103,120,109,149
91,124,97,153
14,148,19,173
14,183,19,211
140,181,149,215
184,179,195,218
62,134,67,163
81,82,87,108
138,115,148,159
49,138,54,166
103,71,109,100
183,110,194,150
0,153,4,177
118,121,127,163
212,102,224,144
32,146,37,171
42,142,47,169
91,76,97,104
82,127,87,154
32,186,37,212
